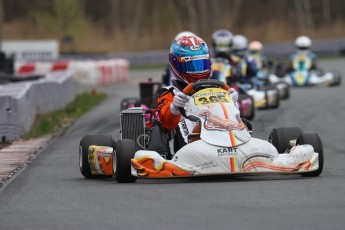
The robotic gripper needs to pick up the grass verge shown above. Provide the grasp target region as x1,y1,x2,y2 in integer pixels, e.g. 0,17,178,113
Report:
24,91,107,139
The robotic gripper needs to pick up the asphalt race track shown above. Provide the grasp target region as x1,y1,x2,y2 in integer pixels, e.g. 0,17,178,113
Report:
0,59,344,230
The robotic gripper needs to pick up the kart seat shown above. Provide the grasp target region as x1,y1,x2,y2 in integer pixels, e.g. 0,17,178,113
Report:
140,82,162,107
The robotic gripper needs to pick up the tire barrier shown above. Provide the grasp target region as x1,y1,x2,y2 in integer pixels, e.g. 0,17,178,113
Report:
0,72,76,142
15,58,129,85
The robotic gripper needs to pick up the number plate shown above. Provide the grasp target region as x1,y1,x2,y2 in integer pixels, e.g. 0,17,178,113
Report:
192,88,232,106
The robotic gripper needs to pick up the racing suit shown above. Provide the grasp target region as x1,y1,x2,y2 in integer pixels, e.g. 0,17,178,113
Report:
157,80,196,153
226,55,258,88
251,53,272,71
286,51,318,73
157,80,238,154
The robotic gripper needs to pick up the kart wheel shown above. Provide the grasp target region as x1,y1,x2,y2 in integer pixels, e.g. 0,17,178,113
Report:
268,127,303,154
265,86,280,109
276,83,290,99
79,135,115,179
113,139,137,183
282,86,290,99
297,133,324,177
238,94,255,120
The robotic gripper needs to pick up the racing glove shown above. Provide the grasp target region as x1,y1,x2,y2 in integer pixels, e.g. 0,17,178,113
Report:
229,88,239,109
170,92,189,115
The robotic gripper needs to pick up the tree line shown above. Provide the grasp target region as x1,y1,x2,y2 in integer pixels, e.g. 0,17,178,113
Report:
3,0,345,53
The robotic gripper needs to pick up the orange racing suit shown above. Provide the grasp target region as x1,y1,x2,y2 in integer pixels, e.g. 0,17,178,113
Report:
156,80,196,153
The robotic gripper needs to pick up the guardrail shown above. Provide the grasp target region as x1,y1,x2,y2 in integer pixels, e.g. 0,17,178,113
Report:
0,72,76,142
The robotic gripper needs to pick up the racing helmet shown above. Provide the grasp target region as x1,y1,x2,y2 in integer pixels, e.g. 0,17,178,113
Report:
295,36,312,50
231,34,248,60
169,35,211,84
212,29,233,56
249,40,263,54
174,31,196,41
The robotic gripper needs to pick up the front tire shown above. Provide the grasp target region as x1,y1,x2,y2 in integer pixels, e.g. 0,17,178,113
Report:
297,133,324,177
79,135,115,179
238,94,255,120
113,139,137,183
268,127,303,154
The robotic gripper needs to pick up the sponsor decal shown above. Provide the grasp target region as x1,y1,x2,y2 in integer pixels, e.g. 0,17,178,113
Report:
193,88,232,106
217,147,238,156
191,160,217,170
190,45,201,50
131,157,193,177
180,120,189,137
88,146,113,176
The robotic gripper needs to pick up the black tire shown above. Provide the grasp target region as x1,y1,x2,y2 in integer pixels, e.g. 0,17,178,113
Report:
79,135,115,179
113,139,137,183
275,82,290,100
263,89,269,109
238,94,255,120
268,127,303,154
297,133,324,177
264,86,280,109
272,91,280,109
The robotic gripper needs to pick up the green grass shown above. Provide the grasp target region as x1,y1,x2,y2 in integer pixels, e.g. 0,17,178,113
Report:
24,91,107,139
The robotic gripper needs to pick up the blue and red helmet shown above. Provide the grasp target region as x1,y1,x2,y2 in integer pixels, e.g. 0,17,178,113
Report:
169,36,211,84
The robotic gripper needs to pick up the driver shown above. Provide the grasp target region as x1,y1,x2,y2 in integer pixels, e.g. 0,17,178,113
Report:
211,29,233,60
286,35,318,73
157,35,239,153
248,40,272,71
162,31,197,86
226,34,258,86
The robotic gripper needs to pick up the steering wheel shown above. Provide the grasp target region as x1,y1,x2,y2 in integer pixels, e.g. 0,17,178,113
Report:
179,80,230,118
182,79,230,96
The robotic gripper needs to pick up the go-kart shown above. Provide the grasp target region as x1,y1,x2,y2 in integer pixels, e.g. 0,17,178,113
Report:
211,57,279,110
283,55,341,87
234,81,280,109
254,69,290,100
79,80,323,183
120,80,162,111
211,58,255,120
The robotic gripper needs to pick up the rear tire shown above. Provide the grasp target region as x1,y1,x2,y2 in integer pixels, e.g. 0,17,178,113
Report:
280,83,290,100
268,127,303,154
297,133,324,177
79,135,115,179
265,86,280,109
238,94,255,120
113,139,137,183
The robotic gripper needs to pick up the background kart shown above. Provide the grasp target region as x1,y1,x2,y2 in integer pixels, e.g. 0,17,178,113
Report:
211,58,255,120
254,69,290,99
284,69,341,87
211,57,280,111
235,81,280,109
282,55,341,87
78,80,324,183
120,80,162,120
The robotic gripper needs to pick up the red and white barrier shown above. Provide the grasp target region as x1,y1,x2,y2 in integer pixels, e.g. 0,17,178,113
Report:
15,58,129,85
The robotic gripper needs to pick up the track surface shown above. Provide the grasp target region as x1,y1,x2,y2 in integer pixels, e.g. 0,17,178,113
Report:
1,60,345,230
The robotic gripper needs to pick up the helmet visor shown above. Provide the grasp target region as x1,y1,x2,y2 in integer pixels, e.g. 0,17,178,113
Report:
232,49,247,58
173,55,211,74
